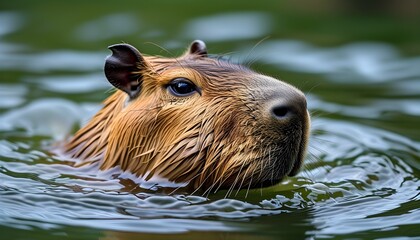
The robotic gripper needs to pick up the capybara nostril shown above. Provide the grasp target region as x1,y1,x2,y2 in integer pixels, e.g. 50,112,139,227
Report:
271,104,291,119
271,93,307,121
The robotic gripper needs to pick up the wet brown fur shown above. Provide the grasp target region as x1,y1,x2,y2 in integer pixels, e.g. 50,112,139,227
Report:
63,46,310,192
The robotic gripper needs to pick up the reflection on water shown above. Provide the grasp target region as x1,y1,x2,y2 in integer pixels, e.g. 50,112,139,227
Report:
30,73,109,93
74,13,139,42
249,40,420,85
309,94,420,119
0,12,23,36
0,50,105,72
0,85,26,109
183,12,271,41
0,5,420,240
0,99,87,139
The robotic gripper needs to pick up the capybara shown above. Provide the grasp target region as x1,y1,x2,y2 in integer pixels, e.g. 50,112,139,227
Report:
63,40,310,192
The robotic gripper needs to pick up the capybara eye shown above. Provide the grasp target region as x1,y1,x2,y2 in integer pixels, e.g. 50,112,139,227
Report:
167,78,197,97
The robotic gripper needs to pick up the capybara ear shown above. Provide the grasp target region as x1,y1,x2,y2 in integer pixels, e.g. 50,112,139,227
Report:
188,40,208,57
105,44,147,98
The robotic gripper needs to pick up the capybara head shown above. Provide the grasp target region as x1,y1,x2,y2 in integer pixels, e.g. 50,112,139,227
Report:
64,40,310,193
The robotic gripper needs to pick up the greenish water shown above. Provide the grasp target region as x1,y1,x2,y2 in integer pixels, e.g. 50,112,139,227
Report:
1,1,419,239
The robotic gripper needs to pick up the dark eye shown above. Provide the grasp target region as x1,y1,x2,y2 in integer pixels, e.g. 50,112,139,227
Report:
167,78,198,97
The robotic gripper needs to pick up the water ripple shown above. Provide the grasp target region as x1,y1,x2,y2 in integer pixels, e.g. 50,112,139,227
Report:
0,12,24,36
1,116,418,234
74,13,140,42
251,40,420,83
26,73,110,93
0,50,105,72
0,99,89,139
0,85,27,109
184,12,272,42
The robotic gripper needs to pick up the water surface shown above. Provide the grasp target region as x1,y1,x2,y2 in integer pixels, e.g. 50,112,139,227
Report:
1,1,419,239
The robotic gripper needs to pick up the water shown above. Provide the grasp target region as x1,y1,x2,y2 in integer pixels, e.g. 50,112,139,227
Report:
1,1,420,239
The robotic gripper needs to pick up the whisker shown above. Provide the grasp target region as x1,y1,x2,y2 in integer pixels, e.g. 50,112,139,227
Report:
235,164,252,197
242,36,270,67
305,82,322,96
144,41,174,57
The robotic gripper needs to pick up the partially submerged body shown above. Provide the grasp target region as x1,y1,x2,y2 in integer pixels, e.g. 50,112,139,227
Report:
63,40,310,192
